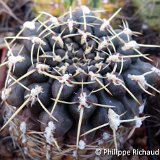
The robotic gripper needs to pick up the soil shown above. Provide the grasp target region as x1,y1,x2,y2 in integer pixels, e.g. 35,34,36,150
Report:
0,0,34,34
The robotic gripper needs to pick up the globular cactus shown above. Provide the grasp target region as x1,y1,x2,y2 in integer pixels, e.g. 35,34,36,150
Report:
0,6,160,160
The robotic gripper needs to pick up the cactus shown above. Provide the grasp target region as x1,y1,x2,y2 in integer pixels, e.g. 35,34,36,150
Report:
0,6,160,160
145,80,160,159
